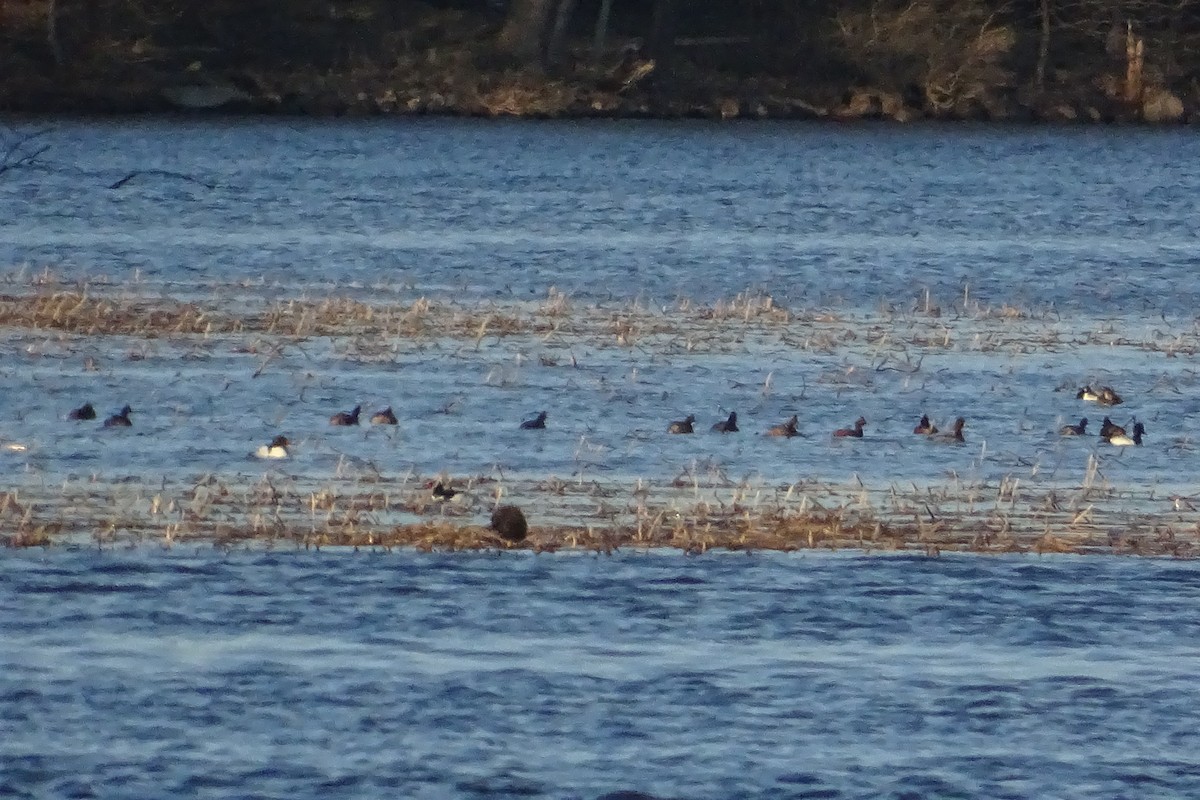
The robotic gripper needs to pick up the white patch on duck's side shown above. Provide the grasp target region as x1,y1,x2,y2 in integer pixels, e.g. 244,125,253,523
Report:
254,436,290,459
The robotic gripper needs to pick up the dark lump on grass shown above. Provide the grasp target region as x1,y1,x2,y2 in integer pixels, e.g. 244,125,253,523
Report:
490,505,528,543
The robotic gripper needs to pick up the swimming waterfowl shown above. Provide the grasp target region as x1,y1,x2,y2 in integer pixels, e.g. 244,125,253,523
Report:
766,415,799,438
330,405,361,426
431,481,459,500
833,416,867,438
1106,421,1144,446
370,406,398,425
1077,385,1123,406
931,417,966,442
913,414,938,435
668,414,696,434
67,402,96,421
520,411,548,429
1060,417,1088,436
490,504,528,542
255,435,290,459
1099,417,1125,440
103,405,132,428
712,411,738,433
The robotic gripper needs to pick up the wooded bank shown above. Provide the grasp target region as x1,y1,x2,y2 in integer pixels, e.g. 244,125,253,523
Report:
1,0,1197,122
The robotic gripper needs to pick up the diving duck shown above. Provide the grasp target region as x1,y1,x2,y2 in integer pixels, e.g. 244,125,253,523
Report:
103,405,132,428
712,411,738,433
833,416,867,438
766,415,799,438
520,411,548,429
668,414,696,434
330,405,361,426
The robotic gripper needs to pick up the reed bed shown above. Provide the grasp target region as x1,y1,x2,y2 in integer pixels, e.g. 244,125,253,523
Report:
2,287,1198,360
3,472,1196,556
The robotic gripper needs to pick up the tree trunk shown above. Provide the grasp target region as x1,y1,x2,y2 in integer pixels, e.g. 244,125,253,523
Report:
592,0,614,60
546,0,578,68
497,0,558,65
47,0,64,67
1035,0,1050,90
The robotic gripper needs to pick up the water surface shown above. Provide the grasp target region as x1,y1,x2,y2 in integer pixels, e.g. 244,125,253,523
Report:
4,549,1200,799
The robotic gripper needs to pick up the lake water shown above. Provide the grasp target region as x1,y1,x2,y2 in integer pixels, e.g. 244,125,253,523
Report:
2,118,1200,796
4,549,1200,799
0,119,1198,534
3,120,1199,312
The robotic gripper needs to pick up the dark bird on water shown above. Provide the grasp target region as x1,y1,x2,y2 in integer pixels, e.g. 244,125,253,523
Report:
931,417,966,442
913,414,937,435
330,405,361,426
1060,417,1088,436
766,415,799,438
68,402,96,421
490,504,528,542
103,405,132,428
1099,416,1125,440
432,481,458,500
712,411,738,433
520,411,548,429
834,416,867,438
370,406,398,425
668,414,695,434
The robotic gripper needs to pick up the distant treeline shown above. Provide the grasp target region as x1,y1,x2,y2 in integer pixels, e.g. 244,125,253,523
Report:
2,0,1197,118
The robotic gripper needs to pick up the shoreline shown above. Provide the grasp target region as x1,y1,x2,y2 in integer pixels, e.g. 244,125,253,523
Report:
2,77,1193,125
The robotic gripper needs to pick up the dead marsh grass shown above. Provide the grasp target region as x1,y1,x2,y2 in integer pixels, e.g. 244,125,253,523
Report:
3,472,1197,556
3,287,1197,361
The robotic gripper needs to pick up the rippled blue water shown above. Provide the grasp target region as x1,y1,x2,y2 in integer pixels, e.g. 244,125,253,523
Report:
4,120,1200,797
3,550,1200,799
2,119,1199,312
1,119,1198,506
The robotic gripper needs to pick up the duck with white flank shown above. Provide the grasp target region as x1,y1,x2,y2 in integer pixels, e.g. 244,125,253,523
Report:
1077,385,1123,406
1105,421,1145,446
370,406,398,425
255,435,290,459
668,414,696,434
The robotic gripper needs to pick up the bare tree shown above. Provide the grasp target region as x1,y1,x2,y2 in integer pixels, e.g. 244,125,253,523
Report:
496,0,558,64
835,0,1016,111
